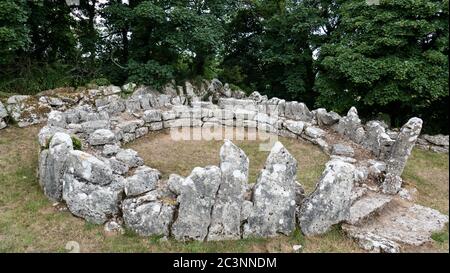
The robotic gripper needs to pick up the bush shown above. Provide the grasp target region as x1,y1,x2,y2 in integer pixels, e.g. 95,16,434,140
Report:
71,136,82,150
89,78,110,86
127,60,174,89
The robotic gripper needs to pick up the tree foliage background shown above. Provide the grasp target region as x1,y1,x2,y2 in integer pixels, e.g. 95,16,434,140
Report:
0,0,448,133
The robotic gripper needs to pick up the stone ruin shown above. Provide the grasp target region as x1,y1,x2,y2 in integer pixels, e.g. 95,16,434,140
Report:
1,79,448,252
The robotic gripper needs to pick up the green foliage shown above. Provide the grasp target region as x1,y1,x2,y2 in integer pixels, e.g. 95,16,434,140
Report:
315,0,449,131
0,0,448,133
127,60,174,89
0,0,29,65
89,78,111,86
71,136,82,151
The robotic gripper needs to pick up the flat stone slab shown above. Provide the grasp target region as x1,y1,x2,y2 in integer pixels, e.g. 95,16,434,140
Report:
347,192,392,225
343,200,449,252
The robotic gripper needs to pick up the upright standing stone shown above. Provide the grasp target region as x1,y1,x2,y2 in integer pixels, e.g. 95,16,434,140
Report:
208,140,249,240
39,132,74,201
171,166,222,241
334,107,365,143
298,158,356,236
244,142,298,237
382,118,423,194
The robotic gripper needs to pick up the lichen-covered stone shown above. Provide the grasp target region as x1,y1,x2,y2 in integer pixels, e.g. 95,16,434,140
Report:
39,132,73,201
382,118,423,194
172,166,222,241
208,140,249,241
115,149,144,168
89,129,116,146
122,192,175,236
124,166,161,197
244,142,298,237
298,158,356,236
284,101,313,122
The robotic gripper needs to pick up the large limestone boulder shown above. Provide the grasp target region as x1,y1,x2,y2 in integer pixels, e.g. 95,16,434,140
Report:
65,150,114,186
315,108,340,126
243,142,299,237
0,101,9,129
298,158,356,236
208,140,249,241
39,132,74,201
362,121,395,159
122,191,175,236
343,201,449,252
124,166,161,197
88,129,116,146
284,101,313,122
62,150,123,224
171,166,222,241
382,118,422,194
334,107,365,143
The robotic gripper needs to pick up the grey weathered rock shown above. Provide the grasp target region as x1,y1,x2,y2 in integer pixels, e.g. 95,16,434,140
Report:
248,91,266,103
167,174,184,196
104,219,124,235
101,85,122,96
107,157,129,175
172,166,222,241
122,192,175,236
298,158,356,236
0,101,8,119
142,109,162,123
47,111,67,128
124,166,161,196
62,172,123,224
116,119,145,134
362,121,394,159
334,107,365,143
89,129,116,146
81,120,110,134
304,126,325,139
218,98,257,112
148,121,163,131
343,226,400,253
422,134,449,146
125,98,142,113
0,101,8,129
39,132,73,201
315,108,340,126
66,150,114,186
367,160,387,176
115,149,144,168
343,202,449,252
284,101,313,122
244,142,298,237
208,140,249,241
37,125,69,147
331,144,355,157
95,95,126,115
382,118,422,194
283,120,305,135
122,83,137,94
346,192,392,225
102,144,121,157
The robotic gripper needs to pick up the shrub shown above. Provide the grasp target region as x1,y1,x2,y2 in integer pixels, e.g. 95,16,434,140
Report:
71,136,82,150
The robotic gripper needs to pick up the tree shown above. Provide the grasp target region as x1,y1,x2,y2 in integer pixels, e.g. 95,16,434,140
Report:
315,0,449,132
221,0,315,103
0,0,29,65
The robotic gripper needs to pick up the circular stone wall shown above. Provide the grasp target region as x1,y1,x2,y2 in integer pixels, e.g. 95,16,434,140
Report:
36,82,448,252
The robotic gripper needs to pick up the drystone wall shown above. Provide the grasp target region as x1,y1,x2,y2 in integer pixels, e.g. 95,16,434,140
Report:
0,79,447,252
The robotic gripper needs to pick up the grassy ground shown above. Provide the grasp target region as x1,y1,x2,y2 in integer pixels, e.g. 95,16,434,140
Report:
0,126,448,252
127,129,328,193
